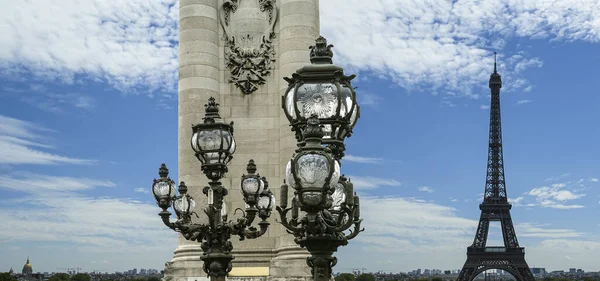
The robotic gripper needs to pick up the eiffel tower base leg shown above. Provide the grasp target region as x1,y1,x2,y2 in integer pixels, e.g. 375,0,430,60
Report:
457,251,535,281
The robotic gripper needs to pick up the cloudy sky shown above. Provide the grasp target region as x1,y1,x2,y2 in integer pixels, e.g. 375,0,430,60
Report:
1,0,600,275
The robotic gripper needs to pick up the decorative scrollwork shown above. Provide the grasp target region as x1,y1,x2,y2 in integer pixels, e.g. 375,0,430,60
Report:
219,0,279,94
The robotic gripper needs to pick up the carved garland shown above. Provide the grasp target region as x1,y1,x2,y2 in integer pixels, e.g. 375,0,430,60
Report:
219,0,278,95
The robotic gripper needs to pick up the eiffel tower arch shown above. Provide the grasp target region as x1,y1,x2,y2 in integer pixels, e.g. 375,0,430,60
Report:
457,54,534,281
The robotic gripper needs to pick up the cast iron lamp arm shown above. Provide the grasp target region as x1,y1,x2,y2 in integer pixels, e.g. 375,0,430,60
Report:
275,205,304,232
345,218,364,240
159,210,177,230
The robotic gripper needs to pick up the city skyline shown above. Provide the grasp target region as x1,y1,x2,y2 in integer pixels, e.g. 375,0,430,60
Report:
2,256,594,277
1,0,600,274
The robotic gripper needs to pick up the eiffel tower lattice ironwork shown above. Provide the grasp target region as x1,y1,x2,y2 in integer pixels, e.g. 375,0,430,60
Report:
457,53,534,281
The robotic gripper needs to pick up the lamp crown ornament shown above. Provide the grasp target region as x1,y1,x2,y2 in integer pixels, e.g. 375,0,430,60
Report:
178,181,188,194
158,163,169,178
246,159,257,174
203,97,221,123
309,36,334,64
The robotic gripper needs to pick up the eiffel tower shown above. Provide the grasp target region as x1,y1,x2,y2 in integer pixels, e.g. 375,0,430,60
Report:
457,53,534,281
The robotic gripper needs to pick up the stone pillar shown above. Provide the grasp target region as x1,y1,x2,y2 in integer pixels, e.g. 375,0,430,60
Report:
170,0,320,280
270,0,320,279
171,0,220,279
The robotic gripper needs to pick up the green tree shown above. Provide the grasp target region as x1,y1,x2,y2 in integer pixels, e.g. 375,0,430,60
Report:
49,273,70,281
71,273,91,281
356,273,376,281
0,272,17,281
147,277,161,281
431,277,443,281
336,273,356,281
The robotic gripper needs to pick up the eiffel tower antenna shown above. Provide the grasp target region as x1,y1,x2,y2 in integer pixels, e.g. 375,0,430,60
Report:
456,54,534,281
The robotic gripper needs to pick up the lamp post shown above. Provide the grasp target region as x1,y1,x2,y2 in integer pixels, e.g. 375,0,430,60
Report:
277,36,364,281
277,115,363,281
152,97,275,281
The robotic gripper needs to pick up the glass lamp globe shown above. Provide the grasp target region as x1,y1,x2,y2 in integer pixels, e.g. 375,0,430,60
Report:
191,127,236,165
282,36,360,156
191,97,236,166
174,194,196,215
241,177,264,200
153,180,177,201
258,193,275,211
292,153,335,207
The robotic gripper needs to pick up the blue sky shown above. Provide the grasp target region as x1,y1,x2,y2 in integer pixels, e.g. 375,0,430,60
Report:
1,0,600,275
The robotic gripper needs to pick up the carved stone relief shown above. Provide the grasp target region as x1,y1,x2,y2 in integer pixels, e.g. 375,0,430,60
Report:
219,0,278,94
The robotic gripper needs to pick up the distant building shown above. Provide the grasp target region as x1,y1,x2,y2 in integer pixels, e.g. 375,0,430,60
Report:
577,269,584,274
22,257,33,277
531,268,546,276
569,268,576,273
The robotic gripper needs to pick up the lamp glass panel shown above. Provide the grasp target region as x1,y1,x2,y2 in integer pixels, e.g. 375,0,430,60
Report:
295,154,330,189
169,182,177,197
198,129,222,151
339,85,354,118
331,182,346,211
285,86,297,120
153,181,170,196
296,83,338,119
191,132,199,152
257,195,271,209
242,177,262,195
285,160,297,189
330,160,341,189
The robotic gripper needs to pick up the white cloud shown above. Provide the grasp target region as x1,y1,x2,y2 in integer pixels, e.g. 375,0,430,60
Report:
0,173,114,195
347,176,401,190
590,178,598,182
0,115,95,165
517,223,583,238
2,84,96,113
546,173,571,181
509,197,525,206
343,155,383,164
480,105,490,110
526,183,586,209
1,0,599,98
134,187,150,194
358,93,383,107
320,0,600,96
517,99,532,104
418,186,434,193
336,195,600,271
0,172,175,272
0,0,178,93
527,239,600,270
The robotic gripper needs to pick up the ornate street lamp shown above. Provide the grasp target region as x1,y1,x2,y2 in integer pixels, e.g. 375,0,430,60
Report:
152,97,273,281
276,115,364,281
282,36,360,160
